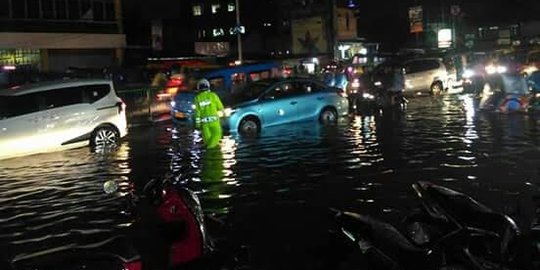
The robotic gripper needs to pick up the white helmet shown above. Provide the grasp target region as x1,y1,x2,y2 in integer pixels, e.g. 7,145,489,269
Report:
197,78,210,91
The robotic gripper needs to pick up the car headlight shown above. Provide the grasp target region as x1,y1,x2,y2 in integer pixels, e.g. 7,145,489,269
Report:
463,69,474,79
362,93,374,99
223,108,235,117
374,81,382,87
536,93,540,98
497,65,507,73
485,65,497,74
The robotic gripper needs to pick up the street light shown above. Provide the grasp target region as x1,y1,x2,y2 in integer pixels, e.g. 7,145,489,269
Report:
235,0,243,64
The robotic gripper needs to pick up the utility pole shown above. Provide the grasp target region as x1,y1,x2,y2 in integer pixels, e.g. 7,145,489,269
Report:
235,0,243,64
328,0,337,59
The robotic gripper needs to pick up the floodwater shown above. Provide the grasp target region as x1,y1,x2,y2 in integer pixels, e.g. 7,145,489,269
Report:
1,93,540,269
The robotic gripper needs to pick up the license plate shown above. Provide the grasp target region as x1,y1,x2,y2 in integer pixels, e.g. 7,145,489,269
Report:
175,112,186,118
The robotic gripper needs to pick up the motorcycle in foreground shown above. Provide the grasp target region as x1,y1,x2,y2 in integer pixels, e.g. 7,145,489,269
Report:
8,175,246,270
330,181,540,270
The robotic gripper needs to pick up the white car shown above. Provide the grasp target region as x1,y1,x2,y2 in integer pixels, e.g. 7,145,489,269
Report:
0,79,128,160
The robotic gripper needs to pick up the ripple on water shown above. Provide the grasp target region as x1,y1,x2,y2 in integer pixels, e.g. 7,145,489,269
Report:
1,95,540,268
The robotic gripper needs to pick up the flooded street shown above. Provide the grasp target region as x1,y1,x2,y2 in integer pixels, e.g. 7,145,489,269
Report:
2,93,540,269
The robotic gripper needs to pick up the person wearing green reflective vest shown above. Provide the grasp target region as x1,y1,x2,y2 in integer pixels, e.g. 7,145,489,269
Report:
194,78,224,149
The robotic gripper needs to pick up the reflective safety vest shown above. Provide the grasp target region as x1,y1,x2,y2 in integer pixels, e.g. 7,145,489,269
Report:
194,89,224,126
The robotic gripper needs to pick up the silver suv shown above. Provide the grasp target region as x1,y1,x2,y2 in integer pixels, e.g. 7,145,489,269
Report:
371,58,451,95
0,79,128,159
401,58,451,95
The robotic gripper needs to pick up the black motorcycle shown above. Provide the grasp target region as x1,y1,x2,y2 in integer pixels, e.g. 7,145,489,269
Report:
330,181,539,270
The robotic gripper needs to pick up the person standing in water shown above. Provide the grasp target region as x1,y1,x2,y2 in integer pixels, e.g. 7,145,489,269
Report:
193,78,224,149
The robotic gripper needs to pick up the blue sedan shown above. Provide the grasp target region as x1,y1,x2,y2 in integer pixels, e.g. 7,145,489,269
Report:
224,77,349,135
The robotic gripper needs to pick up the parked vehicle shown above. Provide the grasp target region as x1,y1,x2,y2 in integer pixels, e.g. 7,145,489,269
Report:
330,181,539,270
223,77,349,136
0,79,128,160
170,62,282,125
527,70,540,111
477,73,529,113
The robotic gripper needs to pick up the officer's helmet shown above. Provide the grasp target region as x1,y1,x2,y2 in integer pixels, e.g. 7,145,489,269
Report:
197,78,210,91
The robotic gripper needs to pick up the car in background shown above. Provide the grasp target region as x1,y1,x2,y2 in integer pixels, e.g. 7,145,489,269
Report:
170,61,282,125
477,73,529,113
521,49,540,77
223,77,349,136
527,70,540,111
370,57,451,96
0,79,128,160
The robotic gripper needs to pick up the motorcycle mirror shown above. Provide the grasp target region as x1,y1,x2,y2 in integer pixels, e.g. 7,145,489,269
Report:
103,180,119,194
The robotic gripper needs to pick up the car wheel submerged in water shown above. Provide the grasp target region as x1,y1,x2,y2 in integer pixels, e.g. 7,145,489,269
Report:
91,126,120,149
238,117,260,137
319,107,337,124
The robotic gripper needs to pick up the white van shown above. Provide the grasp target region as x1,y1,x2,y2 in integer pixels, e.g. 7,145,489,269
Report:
0,79,128,160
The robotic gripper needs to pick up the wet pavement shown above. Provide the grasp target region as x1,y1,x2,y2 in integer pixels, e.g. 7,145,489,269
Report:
1,93,540,269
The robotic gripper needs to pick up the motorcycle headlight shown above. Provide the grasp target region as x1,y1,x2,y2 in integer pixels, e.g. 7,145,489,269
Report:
170,101,176,108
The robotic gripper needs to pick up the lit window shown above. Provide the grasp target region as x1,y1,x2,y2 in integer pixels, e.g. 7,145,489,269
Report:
213,28,225,37
228,3,235,12
193,5,202,16
211,4,221,14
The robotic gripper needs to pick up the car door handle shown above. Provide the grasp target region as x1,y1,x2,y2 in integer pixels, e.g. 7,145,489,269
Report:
290,101,298,105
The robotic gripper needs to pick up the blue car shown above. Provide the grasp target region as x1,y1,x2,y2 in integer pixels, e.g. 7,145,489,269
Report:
171,91,197,125
223,77,349,135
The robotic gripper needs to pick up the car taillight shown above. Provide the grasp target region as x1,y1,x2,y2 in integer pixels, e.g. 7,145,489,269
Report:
122,260,142,270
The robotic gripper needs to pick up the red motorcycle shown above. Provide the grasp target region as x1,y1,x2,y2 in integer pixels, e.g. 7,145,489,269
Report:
8,176,215,270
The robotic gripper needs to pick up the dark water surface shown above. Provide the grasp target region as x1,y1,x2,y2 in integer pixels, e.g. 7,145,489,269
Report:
1,94,540,269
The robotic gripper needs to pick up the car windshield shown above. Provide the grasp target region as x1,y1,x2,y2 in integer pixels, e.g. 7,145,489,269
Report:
529,71,540,91
232,81,273,104
501,74,528,94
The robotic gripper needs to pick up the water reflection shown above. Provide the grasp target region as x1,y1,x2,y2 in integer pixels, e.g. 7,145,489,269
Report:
1,95,540,269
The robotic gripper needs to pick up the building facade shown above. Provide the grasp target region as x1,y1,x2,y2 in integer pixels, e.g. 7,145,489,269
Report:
0,0,125,73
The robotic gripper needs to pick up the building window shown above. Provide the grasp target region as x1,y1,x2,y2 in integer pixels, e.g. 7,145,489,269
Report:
227,3,235,12
212,28,225,37
211,3,220,14
80,0,93,20
104,1,115,21
198,29,206,38
68,0,80,20
56,0,68,19
12,0,25,18
193,5,202,16
0,0,8,18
